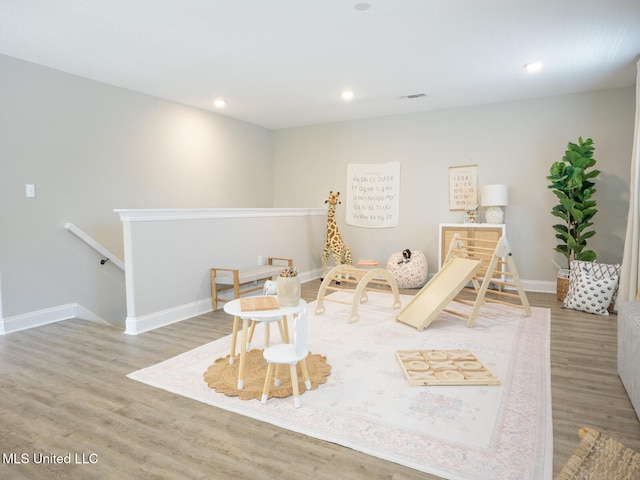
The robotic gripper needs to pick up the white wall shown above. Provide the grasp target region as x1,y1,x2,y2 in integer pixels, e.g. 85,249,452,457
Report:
0,55,273,332
1,53,635,334
272,88,635,288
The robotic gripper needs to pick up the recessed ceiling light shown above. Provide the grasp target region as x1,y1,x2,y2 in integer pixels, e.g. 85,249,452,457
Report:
524,62,543,72
354,3,371,11
213,99,226,108
341,91,354,101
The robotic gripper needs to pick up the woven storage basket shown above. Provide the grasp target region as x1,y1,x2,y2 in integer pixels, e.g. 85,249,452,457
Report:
557,268,570,302
556,427,640,480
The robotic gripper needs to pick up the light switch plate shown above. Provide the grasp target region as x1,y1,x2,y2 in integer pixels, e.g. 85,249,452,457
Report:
25,184,36,198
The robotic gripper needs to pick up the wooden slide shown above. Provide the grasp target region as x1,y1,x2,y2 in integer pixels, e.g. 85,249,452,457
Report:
397,234,531,331
396,256,482,331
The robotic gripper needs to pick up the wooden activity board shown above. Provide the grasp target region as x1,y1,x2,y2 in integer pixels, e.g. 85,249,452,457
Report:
396,350,500,386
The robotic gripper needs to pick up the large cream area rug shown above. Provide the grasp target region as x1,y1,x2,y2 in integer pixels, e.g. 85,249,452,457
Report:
128,291,552,480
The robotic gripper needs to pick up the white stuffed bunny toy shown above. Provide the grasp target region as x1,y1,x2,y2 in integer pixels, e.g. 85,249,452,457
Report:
263,280,277,295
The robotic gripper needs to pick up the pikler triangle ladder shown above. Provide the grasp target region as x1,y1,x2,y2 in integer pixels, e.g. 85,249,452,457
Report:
396,233,531,330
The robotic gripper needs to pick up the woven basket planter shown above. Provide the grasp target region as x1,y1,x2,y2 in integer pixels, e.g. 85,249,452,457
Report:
557,268,570,302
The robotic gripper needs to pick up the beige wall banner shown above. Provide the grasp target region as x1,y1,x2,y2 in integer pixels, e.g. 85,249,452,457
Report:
449,164,478,210
346,161,400,228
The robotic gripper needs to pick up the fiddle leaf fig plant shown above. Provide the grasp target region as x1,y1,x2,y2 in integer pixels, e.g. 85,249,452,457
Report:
546,137,600,269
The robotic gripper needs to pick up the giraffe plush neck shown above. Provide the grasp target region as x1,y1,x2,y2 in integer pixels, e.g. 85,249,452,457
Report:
322,191,353,278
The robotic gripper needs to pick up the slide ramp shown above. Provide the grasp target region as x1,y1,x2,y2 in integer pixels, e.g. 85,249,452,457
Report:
396,257,482,331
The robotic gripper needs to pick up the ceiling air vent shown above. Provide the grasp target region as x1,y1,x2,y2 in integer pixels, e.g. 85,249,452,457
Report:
399,93,427,100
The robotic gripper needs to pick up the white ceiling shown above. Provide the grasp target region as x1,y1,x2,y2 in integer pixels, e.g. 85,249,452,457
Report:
1,0,639,129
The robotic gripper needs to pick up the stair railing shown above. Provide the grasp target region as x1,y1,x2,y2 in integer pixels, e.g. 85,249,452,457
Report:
64,223,125,272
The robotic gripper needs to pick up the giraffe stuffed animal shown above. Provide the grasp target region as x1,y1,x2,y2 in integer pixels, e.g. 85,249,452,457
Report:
322,191,353,278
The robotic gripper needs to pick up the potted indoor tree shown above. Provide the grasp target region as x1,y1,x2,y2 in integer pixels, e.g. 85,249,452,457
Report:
546,137,600,300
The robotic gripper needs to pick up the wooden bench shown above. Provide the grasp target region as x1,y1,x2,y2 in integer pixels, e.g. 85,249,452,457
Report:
210,257,293,310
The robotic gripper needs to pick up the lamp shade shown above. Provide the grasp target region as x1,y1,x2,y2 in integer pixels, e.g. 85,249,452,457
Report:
481,184,509,207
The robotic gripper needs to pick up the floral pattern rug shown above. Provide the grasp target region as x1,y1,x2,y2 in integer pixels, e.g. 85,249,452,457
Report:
128,291,552,480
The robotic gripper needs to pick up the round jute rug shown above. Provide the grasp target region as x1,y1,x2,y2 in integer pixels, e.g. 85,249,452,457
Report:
203,349,331,401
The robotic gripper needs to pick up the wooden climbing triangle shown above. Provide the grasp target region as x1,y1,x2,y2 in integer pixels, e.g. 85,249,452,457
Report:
396,234,531,330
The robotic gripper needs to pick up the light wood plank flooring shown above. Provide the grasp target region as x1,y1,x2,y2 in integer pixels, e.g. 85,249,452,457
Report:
1,280,639,479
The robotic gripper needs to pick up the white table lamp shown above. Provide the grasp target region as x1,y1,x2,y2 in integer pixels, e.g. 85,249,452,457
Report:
481,184,509,224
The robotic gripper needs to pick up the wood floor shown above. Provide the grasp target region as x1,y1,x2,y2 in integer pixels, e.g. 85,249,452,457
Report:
1,280,639,479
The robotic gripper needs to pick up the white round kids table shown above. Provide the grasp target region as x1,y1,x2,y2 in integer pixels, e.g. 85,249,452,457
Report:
223,296,307,389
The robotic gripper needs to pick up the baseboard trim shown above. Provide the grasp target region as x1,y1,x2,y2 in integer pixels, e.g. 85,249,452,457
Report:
1,275,557,336
0,304,108,335
124,270,323,335
125,298,212,335
520,279,556,293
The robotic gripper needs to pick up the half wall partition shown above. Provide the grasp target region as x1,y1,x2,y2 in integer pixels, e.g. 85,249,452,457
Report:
116,208,326,334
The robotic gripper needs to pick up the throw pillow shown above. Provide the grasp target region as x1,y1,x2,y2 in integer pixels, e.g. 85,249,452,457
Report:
565,260,621,311
563,268,618,316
